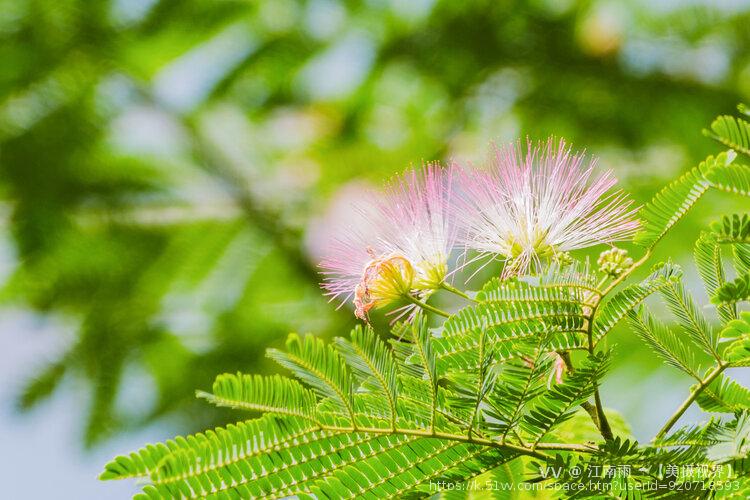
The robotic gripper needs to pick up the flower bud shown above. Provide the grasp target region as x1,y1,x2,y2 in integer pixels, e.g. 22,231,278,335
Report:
553,251,574,267
597,247,633,277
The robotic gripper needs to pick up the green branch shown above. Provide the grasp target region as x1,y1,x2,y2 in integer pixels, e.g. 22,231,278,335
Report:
559,351,601,430
582,250,655,441
468,331,486,438
316,422,594,461
654,362,728,440
404,294,451,318
585,310,613,441
440,282,478,302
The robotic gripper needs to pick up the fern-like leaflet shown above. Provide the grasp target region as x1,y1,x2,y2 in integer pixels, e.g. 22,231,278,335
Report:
632,152,733,249
703,114,750,157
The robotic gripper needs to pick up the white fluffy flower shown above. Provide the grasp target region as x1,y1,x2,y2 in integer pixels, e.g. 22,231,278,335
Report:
455,138,639,276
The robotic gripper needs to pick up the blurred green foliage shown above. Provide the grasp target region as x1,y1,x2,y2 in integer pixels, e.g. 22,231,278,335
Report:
2,0,750,447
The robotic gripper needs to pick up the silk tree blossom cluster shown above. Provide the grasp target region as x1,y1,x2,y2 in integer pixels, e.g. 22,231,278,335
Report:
320,164,455,320
320,137,639,320
456,138,640,277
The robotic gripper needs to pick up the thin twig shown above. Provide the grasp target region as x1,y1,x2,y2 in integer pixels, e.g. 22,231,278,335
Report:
440,282,478,302
535,442,598,453
654,362,728,440
599,250,653,298
318,423,550,460
404,294,451,318
593,390,613,440
559,351,602,431
580,250,654,440
580,306,614,443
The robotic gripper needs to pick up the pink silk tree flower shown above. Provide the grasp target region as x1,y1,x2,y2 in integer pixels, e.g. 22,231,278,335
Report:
320,163,456,320
373,164,457,290
455,137,639,276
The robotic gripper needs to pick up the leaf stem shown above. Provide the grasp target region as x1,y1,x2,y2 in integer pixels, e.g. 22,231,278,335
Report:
403,294,451,318
654,362,727,440
317,423,592,461
600,250,653,298
559,350,604,435
580,249,654,440
593,390,613,440
583,316,613,441
596,276,610,290
440,282,478,302
581,401,601,428
468,330,486,438
535,442,598,453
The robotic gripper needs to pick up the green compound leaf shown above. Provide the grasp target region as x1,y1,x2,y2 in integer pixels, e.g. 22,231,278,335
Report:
521,351,611,445
721,311,750,365
196,373,317,419
711,214,750,244
592,262,682,343
695,232,737,324
704,115,750,157
695,375,750,413
712,273,750,306
633,152,733,249
627,307,701,378
706,163,750,197
268,333,355,422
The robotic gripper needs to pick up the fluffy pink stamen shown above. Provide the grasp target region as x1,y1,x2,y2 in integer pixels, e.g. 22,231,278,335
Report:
455,137,639,276
320,164,456,315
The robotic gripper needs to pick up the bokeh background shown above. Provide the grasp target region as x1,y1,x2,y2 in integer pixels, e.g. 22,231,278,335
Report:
2,0,750,497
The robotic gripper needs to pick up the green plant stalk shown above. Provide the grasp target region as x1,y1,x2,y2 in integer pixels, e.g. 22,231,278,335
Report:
654,362,728,440
585,314,613,441
583,250,655,440
440,282,478,302
314,422,594,461
600,250,653,298
467,331,486,438
593,390,613,440
404,294,451,317
536,442,598,453
559,351,601,429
